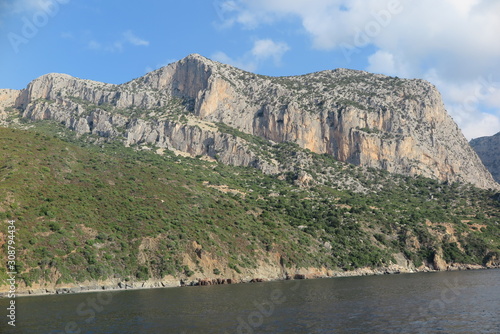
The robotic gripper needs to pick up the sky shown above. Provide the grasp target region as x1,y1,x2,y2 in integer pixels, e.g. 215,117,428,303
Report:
1,0,499,140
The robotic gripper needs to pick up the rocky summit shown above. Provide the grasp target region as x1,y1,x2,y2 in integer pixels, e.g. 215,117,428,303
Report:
3,54,497,189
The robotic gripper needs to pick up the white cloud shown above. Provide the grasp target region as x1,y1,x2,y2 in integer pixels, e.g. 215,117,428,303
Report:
213,38,290,72
85,30,149,52
0,0,65,20
443,0,481,16
87,40,101,50
486,90,500,109
222,0,500,73
219,0,406,49
455,111,500,140
7,0,47,13
123,30,149,47
367,50,397,76
222,0,500,60
211,51,257,72
251,39,289,65
1,0,67,15
424,69,500,140
212,0,240,28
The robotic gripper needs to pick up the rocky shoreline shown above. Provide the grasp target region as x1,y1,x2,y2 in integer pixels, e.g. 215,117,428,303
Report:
2,263,498,298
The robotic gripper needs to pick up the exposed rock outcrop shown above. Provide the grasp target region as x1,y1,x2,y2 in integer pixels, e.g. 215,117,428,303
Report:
5,54,497,189
0,89,21,123
470,132,500,183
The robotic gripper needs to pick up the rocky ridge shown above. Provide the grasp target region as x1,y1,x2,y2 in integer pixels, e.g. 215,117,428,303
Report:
3,54,497,189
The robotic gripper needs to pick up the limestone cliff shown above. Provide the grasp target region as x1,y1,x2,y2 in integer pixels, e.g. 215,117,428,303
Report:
0,89,21,123
6,54,497,189
470,132,500,183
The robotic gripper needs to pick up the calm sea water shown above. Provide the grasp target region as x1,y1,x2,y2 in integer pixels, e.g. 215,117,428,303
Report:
1,269,499,333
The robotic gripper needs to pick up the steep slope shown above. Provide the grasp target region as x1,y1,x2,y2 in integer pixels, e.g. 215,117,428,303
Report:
471,132,500,183
5,54,497,189
1,125,499,295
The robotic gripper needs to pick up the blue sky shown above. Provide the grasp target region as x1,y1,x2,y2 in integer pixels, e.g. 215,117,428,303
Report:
1,0,499,139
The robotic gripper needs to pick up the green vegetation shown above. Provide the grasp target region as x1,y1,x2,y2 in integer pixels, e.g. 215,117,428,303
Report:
0,123,499,287
356,127,381,134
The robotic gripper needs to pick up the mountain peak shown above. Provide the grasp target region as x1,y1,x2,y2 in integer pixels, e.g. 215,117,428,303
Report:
33,72,75,83
184,53,210,62
178,53,219,68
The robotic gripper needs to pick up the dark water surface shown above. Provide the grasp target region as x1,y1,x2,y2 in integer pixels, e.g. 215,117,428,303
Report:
1,269,499,333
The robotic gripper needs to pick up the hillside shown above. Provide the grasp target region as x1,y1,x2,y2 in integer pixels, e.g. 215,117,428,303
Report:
3,54,497,189
0,124,499,294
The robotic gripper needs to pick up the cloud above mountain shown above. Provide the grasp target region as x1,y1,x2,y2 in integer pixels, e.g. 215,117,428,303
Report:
213,38,290,72
218,0,500,139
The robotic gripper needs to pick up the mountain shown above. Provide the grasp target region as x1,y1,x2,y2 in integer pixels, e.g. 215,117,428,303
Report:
1,55,500,295
3,54,497,189
470,132,500,183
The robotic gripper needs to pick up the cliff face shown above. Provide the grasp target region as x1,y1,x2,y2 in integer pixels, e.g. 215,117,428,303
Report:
471,132,500,183
7,54,498,189
0,89,21,122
